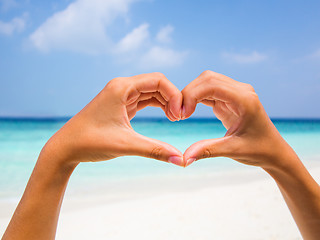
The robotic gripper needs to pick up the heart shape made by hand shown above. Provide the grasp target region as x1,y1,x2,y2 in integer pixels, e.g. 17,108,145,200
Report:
52,70,286,172
115,70,284,170
4,70,313,240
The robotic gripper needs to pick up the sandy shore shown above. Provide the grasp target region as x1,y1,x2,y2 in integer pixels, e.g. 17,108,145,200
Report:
1,162,320,240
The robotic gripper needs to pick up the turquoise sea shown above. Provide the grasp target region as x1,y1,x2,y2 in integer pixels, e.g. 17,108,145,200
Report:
1,118,320,200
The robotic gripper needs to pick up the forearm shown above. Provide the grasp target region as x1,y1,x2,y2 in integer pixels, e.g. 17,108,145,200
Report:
2,146,77,240
264,150,320,240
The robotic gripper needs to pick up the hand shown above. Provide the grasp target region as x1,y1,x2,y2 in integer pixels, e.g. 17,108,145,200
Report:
2,72,186,240
44,72,184,168
182,70,297,169
4,71,320,240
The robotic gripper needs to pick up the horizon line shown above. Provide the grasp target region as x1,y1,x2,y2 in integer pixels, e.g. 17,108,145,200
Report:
0,116,320,122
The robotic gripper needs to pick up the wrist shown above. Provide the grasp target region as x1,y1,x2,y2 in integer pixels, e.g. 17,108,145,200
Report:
263,143,300,174
262,144,312,187
259,126,300,172
38,138,79,180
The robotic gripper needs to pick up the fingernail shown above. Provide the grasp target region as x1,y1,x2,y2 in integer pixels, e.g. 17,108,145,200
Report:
169,108,179,121
181,106,186,120
168,156,184,166
185,158,196,167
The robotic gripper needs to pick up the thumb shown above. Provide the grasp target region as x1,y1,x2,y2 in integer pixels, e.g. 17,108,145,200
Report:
124,131,184,167
183,136,237,167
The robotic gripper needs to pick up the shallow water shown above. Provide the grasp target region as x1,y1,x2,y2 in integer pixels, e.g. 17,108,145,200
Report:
0,118,320,199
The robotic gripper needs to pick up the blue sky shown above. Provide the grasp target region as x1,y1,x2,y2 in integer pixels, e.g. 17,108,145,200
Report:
0,0,320,118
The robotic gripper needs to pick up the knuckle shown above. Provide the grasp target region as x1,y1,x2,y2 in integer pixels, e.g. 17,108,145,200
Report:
201,70,222,80
152,72,165,79
202,70,214,78
246,91,259,103
106,77,123,89
150,145,163,160
105,77,128,97
244,92,261,113
207,76,218,85
245,83,255,92
181,87,194,100
202,147,213,159
181,88,189,97
201,70,218,84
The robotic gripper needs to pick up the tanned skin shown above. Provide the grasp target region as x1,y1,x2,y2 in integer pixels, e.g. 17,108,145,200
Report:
2,71,320,240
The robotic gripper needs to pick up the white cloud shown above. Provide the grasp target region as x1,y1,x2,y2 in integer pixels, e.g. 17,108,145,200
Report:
116,23,149,53
29,0,187,68
30,0,133,54
139,46,187,69
156,24,174,43
0,13,27,36
222,51,267,64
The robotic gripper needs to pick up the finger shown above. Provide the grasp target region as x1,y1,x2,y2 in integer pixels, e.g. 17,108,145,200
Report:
130,73,183,120
127,98,166,120
183,82,240,119
137,92,167,106
181,71,242,119
124,130,184,167
127,93,175,121
183,136,238,167
137,93,176,121
137,98,166,112
211,101,238,129
200,99,215,107
199,100,237,129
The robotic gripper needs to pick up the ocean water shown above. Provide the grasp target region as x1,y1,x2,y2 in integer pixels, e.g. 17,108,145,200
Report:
0,118,320,199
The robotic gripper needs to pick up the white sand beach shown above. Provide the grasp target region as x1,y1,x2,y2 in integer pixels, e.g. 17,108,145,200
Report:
2,161,320,240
